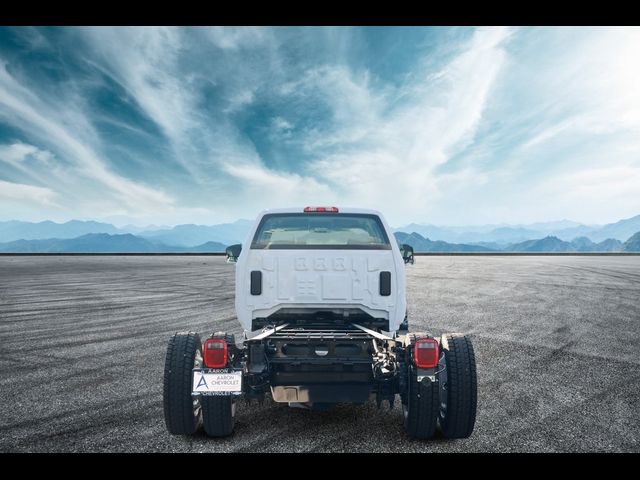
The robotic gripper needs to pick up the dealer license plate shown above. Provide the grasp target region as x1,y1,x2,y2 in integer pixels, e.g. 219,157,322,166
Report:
192,369,243,395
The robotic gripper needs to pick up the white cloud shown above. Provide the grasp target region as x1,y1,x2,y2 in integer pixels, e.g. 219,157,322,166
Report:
80,27,263,179
0,180,59,207
533,165,640,224
299,27,512,224
186,26,640,226
0,143,62,193
224,89,256,113
205,27,513,225
269,116,294,140
0,61,175,214
222,162,335,213
207,27,267,50
272,117,293,132
0,143,53,165
516,28,640,150
2,26,639,227
81,28,193,145
283,65,388,150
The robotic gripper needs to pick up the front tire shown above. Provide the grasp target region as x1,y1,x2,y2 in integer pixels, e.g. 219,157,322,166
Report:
437,333,477,438
163,332,203,435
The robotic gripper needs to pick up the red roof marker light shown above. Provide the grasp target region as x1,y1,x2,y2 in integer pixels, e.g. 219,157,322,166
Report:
303,206,339,213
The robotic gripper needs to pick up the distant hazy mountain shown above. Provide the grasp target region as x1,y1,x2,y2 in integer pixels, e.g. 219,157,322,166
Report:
394,232,623,253
468,241,508,250
0,233,226,253
183,241,228,253
506,236,572,252
394,224,462,242
550,225,598,241
571,237,622,252
2,215,638,251
394,222,566,244
505,236,622,252
0,229,633,254
521,220,584,231
623,232,640,252
395,215,640,243
554,215,640,243
0,219,252,246
596,238,624,252
117,224,172,234
140,220,252,247
394,232,496,252
482,227,542,244
587,215,640,243
0,220,123,242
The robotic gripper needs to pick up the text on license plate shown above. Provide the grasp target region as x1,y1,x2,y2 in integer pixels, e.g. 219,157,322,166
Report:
192,370,242,394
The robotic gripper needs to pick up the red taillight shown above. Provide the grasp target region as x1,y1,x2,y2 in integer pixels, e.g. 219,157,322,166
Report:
203,338,228,368
303,206,339,213
414,338,439,369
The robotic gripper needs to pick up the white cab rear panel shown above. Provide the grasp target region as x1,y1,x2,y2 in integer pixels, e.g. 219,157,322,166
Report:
234,208,406,332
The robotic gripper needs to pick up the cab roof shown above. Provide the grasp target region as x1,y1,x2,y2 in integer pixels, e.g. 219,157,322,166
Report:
257,206,384,217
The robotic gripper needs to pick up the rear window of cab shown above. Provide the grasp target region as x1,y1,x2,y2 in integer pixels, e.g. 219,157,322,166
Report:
251,213,391,250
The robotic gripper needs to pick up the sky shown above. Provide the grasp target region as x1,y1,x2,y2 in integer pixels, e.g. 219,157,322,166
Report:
0,26,639,228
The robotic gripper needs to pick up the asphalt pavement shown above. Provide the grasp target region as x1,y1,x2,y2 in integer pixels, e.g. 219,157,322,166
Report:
0,255,638,452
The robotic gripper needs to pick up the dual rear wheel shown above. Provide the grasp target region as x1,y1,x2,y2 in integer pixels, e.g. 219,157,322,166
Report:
402,333,477,439
163,330,476,440
163,331,237,437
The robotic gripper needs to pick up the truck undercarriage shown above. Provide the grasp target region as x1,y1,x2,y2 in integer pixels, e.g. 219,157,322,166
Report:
242,323,406,407
165,320,476,440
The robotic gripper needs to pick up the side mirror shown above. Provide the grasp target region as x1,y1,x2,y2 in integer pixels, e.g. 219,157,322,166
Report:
400,244,414,264
225,243,242,263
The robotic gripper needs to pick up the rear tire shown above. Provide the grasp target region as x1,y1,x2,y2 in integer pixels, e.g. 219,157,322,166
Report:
201,396,236,437
163,332,203,435
438,333,477,439
402,333,439,439
201,332,237,437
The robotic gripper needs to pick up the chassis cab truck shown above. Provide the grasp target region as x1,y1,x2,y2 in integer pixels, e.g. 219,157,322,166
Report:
163,207,477,439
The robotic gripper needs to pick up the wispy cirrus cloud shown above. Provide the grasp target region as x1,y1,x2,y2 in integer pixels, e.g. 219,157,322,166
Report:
0,60,175,214
0,179,59,207
0,26,639,225
224,27,512,221
0,142,53,165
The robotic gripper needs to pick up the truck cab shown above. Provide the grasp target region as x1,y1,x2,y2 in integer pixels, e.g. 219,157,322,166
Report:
232,207,407,333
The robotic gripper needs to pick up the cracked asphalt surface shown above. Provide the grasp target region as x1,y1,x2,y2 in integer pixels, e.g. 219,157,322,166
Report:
0,255,639,452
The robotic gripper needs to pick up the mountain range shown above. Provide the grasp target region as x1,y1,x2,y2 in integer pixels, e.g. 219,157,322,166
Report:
394,232,495,252
0,219,251,245
394,214,640,245
504,236,623,252
623,232,640,252
0,216,639,252
393,232,627,253
0,234,226,253
139,220,253,247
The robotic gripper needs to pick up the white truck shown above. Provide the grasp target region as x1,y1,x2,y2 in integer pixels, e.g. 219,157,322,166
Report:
163,206,477,439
